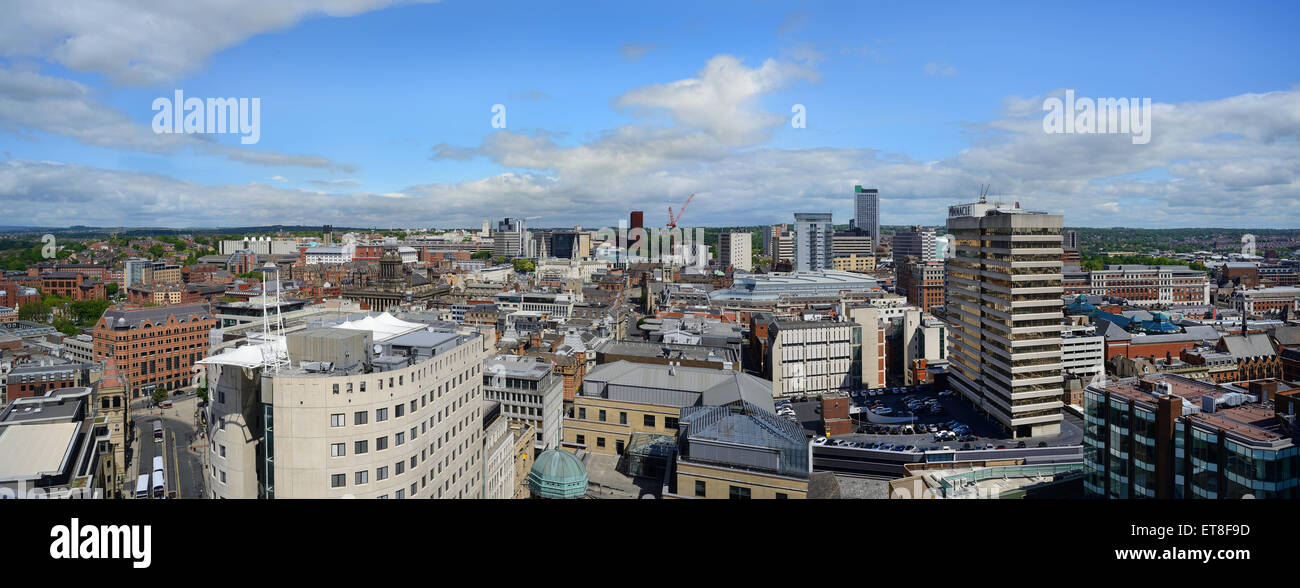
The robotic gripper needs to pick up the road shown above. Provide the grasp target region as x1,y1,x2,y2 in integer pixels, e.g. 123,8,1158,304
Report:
130,391,207,499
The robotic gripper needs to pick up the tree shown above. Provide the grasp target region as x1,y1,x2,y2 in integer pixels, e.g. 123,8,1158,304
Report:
150,388,168,406
148,244,165,260
105,282,119,297
471,250,493,260
512,259,535,273
17,300,49,321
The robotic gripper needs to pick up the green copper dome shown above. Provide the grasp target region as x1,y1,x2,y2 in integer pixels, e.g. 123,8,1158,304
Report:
527,449,588,499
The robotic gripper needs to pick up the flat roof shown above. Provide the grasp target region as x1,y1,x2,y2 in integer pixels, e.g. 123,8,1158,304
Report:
0,422,80,479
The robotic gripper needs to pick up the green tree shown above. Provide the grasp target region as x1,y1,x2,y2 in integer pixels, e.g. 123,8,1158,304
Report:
105,282,119,297
512,259,535,273
17,300,50,321
471,250,493,260
148,244,165,259
150,388,168,406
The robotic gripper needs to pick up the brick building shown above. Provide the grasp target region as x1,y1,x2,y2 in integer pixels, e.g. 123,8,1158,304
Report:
92,304,215,397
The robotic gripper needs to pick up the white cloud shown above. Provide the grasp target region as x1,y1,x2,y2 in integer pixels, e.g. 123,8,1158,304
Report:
0,0,436,86
0,68,355,171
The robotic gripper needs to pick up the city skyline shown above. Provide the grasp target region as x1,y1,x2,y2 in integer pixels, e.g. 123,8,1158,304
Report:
0,2,1297,229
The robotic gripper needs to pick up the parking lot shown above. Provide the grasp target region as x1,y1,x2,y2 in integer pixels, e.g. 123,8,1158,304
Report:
795,383,1084,454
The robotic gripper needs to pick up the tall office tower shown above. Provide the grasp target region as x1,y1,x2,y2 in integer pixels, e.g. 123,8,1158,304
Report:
494,217,526,258
1063,230,1080,251
945,198,1064,438
793,213,834,271
853,186,880,249
323,224,333,246
122,258,151,288
718,232,753,272
481,219,491,237
893,226,937,261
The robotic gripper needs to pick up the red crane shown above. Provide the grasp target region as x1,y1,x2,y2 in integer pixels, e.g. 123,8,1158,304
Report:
667,193,695,228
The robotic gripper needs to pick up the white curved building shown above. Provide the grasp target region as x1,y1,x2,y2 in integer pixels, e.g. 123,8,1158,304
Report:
200,313,493,498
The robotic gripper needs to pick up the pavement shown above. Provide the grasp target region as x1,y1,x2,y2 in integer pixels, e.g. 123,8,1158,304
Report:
129,389,207,499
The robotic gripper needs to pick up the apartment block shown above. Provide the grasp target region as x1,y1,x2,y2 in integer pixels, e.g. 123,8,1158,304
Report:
718,232,753,272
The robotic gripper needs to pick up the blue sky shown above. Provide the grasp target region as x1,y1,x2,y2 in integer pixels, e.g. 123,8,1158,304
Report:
1,0,1298,228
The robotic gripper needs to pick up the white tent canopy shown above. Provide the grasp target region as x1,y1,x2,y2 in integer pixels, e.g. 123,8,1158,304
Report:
332,312,427,342
196,335,287,369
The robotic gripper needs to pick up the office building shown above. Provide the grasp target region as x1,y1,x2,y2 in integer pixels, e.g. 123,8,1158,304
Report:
793,212,833,272
853,186,881,248
480,400,516,500
493,218,527,258
564,360,774,457
767,311,885,396
718,232,753,272
898,258,945,313
945,198,1065,438
1063,265,1211,306
198,313,494,498
1083,374,1298,499
93,304,214,397
481,355,565,452
1233,286,1300,316
893,226,937,261
1063,230,1080,252
832,231,874,259
832,254,876,273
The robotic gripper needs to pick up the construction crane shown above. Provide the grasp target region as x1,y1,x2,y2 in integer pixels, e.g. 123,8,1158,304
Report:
667,193,695,228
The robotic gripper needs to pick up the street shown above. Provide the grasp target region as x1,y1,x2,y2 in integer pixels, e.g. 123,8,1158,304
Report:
129,391,207,499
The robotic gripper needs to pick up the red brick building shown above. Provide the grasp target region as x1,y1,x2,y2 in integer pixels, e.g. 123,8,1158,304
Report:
92,304,215,397
37,272,106,301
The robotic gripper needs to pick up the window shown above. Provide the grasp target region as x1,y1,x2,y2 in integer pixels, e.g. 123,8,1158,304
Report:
665,417,679,430
376,466,389,480
355,471,369,485
376,436,388,451
220,470,226,484
576,434,585,445
376,408,388,422
395,489,404,499
578,407,586,420
354,440,368,454
619,412,627,425
728,486,751,500
354,411,368,425
395,404,405,418
396,461,405,475
330,443,346,457
330,474,346,488
395,432,405,445
219,445,226,458
615,440,625,454
695,480,706,497
332,383,339,395
599,409,606,422
775,493,789,499
596,437,606,448
643,414,656,428
330,413,345,427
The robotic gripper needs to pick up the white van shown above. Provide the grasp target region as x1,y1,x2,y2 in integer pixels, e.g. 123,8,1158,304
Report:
134,474,150,499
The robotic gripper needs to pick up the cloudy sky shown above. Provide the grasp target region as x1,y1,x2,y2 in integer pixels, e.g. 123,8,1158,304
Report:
1,0,1297,229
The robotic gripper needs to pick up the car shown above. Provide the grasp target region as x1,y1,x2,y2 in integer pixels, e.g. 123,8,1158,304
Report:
1016,441,1027,448
160,400,173,409
941,445,952,451
985,444,996,450
904,445,915,451
960,443,972,450
812,437,827,445
891,445,906,452
1038,441,1049,448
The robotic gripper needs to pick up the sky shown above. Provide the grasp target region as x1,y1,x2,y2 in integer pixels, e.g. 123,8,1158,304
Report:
0,0,1298,229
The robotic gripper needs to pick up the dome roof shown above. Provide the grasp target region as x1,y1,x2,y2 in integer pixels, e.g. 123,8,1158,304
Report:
527,449,587,499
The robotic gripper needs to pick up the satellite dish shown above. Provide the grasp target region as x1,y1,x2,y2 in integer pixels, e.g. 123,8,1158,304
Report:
373,344,383,354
